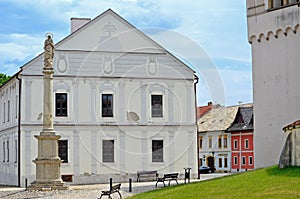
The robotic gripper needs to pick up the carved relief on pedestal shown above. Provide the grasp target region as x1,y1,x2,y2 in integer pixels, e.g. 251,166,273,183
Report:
43,113,53,126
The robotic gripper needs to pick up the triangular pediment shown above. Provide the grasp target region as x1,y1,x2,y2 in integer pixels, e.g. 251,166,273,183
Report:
56,9,164,53
21,9,195,79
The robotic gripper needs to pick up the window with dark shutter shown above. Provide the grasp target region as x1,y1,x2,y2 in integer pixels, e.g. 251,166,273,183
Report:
103,140,114,162
151,95,163,117
58,140,68,163
152,140,163,162
56,93,68,117
102,94,113,117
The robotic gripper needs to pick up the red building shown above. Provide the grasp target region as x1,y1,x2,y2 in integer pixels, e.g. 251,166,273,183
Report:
227,106,254,171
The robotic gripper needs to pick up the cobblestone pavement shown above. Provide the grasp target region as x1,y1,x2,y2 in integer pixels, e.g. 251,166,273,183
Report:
0,173,230,199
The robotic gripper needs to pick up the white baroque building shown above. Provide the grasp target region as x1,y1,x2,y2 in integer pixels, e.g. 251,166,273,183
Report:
0,9,198,186
247,0,300,168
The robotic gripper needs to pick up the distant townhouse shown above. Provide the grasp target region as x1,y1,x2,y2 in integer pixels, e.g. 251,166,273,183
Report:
227,106,254,172
197,105,238,173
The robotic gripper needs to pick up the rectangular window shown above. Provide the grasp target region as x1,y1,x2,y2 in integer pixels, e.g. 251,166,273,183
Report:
58,140,68,163
249,156,253,165
152,140,163,162
234,139,238,149
7,100,10,122
14,140,17,163
224,158,228,168
3,102,5,123
6,140,9,162
103,140,114,162
199,136,203,149
16,96,18,119
218,136,222,148
224,136,228,148
219,158,222,168
234,156,238,165
242,156,246,165
2,142,5,162
245,139,249,149
102,94,113,117
209,136,212,148
55,93,68,117
200,158,203,166
151,95,163,117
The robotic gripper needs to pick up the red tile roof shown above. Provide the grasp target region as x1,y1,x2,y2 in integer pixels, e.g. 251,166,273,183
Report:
283,120,300,130
197,104,213,119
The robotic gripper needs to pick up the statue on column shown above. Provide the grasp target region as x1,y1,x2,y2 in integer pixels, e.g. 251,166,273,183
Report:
44,34,55,68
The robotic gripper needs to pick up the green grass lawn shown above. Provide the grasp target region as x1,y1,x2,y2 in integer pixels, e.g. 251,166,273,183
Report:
128,166,300,199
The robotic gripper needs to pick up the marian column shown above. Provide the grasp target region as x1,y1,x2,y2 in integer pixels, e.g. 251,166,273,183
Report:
29,34,68,190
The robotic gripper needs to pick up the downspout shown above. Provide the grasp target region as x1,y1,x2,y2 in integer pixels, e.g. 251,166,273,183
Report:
193,74,199,179
16,71,22,187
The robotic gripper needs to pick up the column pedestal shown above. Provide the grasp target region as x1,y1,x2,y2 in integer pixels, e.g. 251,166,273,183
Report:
28,134,68,190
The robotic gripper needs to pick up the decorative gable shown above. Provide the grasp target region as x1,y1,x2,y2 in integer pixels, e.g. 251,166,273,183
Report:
21,9,195,80
56,9,164,53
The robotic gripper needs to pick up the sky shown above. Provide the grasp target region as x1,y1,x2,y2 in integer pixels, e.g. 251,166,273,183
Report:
0,0,252,106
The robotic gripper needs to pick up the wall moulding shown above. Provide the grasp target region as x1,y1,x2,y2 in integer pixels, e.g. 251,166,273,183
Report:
248,24,300,43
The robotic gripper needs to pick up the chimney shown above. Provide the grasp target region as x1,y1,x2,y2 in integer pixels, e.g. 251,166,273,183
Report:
70,17,91,33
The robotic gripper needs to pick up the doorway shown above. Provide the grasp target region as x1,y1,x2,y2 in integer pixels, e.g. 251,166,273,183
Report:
207,156,215,173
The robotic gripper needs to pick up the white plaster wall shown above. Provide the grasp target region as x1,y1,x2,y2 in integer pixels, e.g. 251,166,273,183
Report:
247,3,300,168
0,77,20,186
0,130,18,186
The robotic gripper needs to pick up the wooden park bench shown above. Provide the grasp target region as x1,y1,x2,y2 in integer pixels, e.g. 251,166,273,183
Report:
137,170,158,182
155,173,179,187
98,183,122,199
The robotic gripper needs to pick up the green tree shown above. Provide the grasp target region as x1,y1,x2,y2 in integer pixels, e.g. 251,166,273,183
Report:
0,73,11,87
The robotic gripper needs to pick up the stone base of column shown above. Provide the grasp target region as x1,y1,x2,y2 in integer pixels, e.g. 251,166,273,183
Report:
29,133,69,191
27,180,68,191
28,158,69,191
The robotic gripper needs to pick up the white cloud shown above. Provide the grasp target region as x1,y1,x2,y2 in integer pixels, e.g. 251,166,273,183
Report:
0,33,42,75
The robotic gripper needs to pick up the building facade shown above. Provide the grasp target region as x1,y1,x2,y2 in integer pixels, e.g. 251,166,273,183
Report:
246,0,300,168
227,107,254,172
198,105,238,173
0,9,198,186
